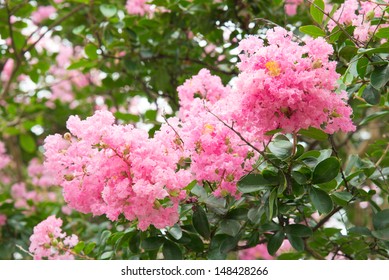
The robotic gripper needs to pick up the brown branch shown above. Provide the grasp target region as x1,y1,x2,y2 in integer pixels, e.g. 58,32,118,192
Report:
312,206,343,232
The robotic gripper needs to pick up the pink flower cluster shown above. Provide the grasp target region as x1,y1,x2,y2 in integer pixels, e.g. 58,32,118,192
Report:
125,0,153,16
239,240,292,260
327,0,389,42
284,0,304,16
11,182,57,210
233,27,355,135
44,110,192,230
0,141,10,170
28,158,56,188
0,214,6,227
29,216,78,260
31,6,56,24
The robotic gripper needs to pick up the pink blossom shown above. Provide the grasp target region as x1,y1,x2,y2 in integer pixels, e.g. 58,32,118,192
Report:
44,110,192,230
31,6,56,24
125,0,153,16
0,141,11,170
0,214,7,226
29,216,78,260
0,59,14,82
284,0,303,16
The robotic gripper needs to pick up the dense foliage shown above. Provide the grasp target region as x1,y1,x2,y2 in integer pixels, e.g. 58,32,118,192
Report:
0,0,388,260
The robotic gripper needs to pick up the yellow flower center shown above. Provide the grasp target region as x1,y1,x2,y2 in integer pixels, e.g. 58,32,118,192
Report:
203,123,215,134
265,61,281,77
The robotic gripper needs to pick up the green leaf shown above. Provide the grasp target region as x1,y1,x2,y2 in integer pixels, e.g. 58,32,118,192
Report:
192,205,211,239
372,228,389,241
185,234,204,252
237,174,278,193
331,191,353,206
286,234,304,251
100,251,113,260
312,157,340,184
375,27,389,39
162,240,182,260
360,111,389,125
348,227,372,237
85,43,98,60
84,242,96,255
168,224,182,240
357,57,369,79
310,0,325,24
285,224,313,237
141,237,164,251
358,47,389,55
73,241,85,254
299,25,326,38
100,4,117,18
218,219,241,237
371,65,389,90
298,127,327,141
309,187,334,214
362,84,380,105
114,112,140,122
247,206,264,224
267,231,285,256
373,209,389,230
20,134,36,153
268,138,293,160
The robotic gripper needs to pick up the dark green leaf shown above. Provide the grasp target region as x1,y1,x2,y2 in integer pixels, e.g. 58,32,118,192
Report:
162,240,182,260
312,157,340,184
218,219,241,237
299,25,326,38
185,234,204,253
298,127,327,141
309,187,334,214
331,191,353,206
348,227,372,237
267,231,285,256
357,57,369,78
141,237,164,251
362,84,380,105
373,209,389,230
192,205,210,239
285,224,313,237
371,65,389,90
237,174,278,193
286,234,304,251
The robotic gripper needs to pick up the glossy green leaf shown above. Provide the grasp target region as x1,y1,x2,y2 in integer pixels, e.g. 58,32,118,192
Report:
362,84,380,105
312,157,340,184
192,205,211,239
85,43,98,60
100,251,113,260
310,0,325,24
237,174,278,193
299,25,326,38
309,187,333,214
267,231,285,256
285,224,313,237
372,228,389,241
20,134,36,153
162,240,182,260
298,127,327,141
218,219,241,237
168,224,182,240
268,138,293,160
286,234,304,251
371,65,389,90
